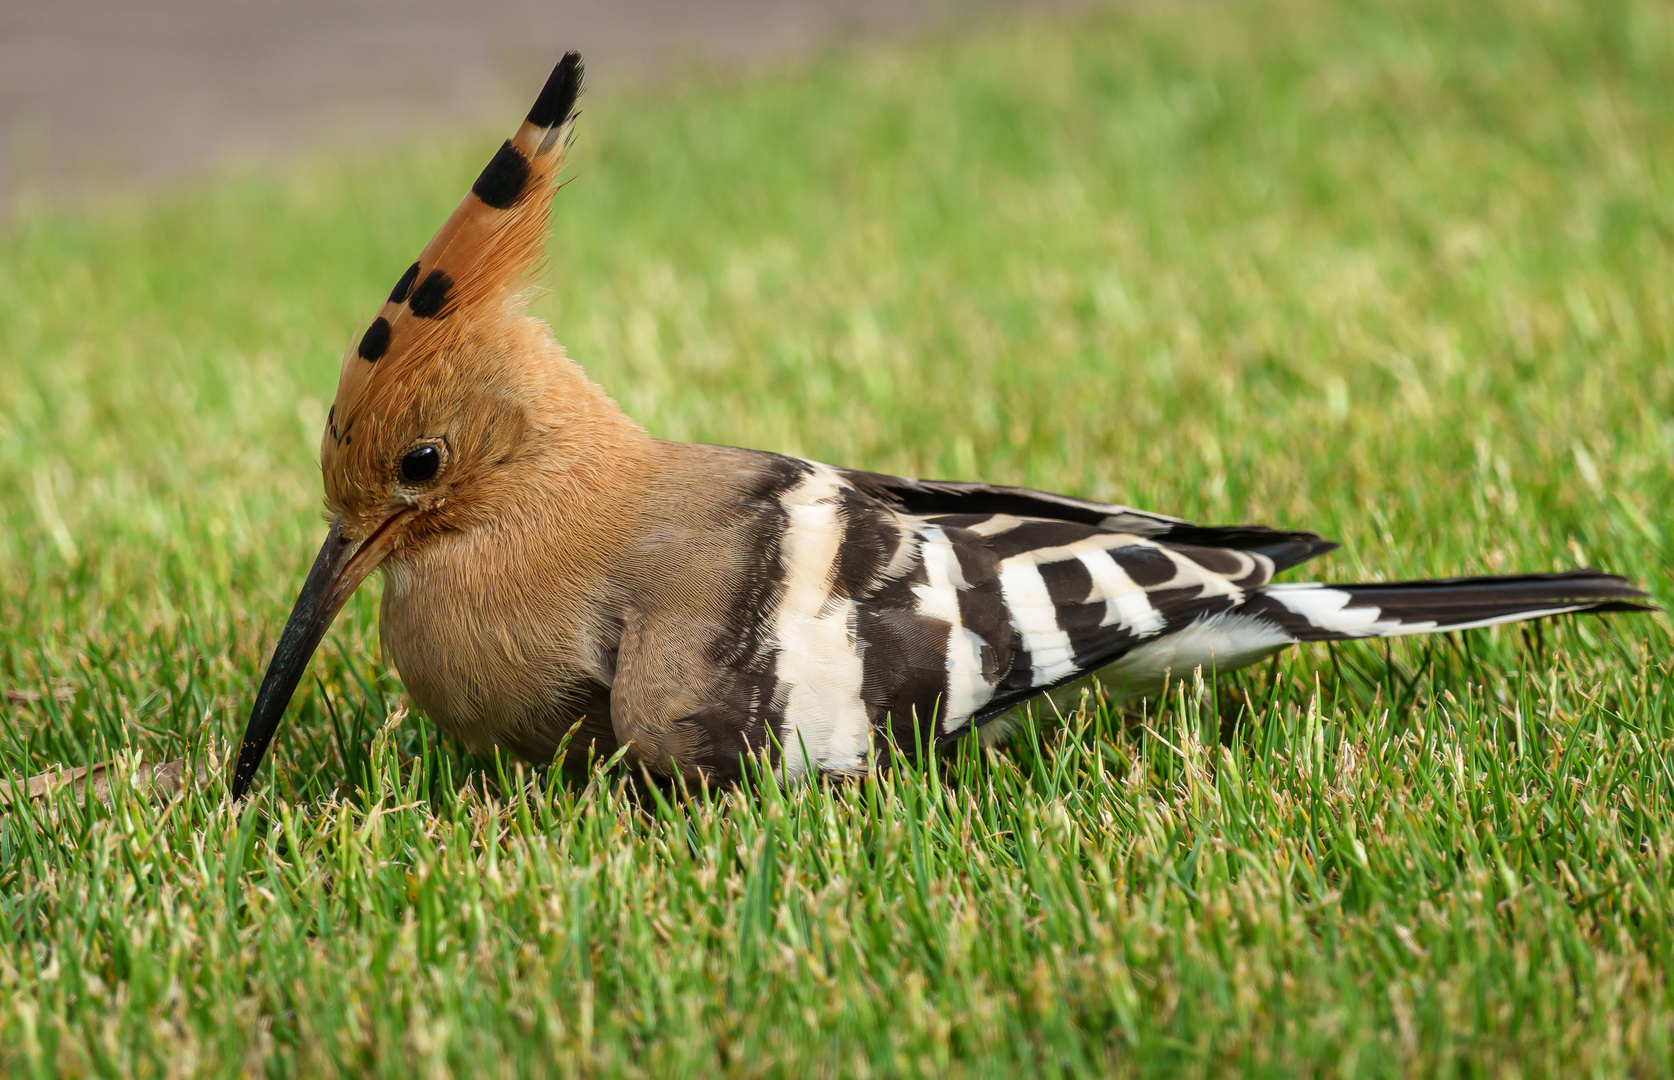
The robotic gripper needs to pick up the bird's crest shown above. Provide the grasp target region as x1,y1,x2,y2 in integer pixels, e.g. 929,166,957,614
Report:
324,52,584,455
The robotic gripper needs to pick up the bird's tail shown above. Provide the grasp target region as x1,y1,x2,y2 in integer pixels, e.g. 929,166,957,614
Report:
1242,569,1655,642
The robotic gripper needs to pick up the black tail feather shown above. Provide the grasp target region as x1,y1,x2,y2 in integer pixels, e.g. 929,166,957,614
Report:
1248,569,1655,642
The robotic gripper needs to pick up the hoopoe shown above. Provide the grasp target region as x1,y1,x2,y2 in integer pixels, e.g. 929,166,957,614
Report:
230,53,1653,799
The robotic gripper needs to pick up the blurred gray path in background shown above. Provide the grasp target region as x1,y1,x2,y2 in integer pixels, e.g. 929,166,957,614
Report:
1,0,1092,205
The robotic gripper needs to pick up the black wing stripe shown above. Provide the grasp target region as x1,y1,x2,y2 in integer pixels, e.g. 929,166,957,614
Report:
1110,544,1177,587
841,467,1338,572
1037,558,1113,667
984,520,1104,562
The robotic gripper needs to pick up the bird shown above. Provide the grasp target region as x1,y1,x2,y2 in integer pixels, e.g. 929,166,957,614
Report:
230,52,1653,799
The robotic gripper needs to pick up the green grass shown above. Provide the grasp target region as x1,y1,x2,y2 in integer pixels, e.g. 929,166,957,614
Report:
2,0,1673,1073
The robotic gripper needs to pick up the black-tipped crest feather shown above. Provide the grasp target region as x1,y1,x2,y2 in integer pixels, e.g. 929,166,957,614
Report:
527,52,584,130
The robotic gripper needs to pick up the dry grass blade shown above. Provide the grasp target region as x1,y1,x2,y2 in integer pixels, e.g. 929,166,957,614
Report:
0,756,214,809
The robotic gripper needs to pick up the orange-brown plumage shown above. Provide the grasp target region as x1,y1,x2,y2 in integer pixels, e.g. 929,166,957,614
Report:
232,54,665,792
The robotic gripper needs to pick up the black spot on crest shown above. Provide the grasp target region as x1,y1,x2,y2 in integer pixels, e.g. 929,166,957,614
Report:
472,141,532,209
389,262,420,304
527,52,584,130
358,316,391,361
408,270,454,319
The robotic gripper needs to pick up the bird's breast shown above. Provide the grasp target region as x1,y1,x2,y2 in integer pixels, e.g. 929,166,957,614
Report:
375,536,615,762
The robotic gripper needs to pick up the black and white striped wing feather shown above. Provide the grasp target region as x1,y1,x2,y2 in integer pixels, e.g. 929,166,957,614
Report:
877,510,1302,743
734,456,1328,771
724,454,1651,778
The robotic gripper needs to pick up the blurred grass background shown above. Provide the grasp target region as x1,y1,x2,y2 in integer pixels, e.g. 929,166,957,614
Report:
1,0,1671,1074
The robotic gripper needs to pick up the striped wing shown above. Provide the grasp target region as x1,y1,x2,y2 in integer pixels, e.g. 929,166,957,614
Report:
738,457,1334,775
914,512,1287,721
706,453,1647,779
862,510,1311,750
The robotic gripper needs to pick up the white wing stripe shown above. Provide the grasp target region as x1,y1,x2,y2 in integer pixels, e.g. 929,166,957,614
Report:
1077,548,1167,637
1263,585,1413,637
772,464,871,779
912,525,993,733
997,559,1079,686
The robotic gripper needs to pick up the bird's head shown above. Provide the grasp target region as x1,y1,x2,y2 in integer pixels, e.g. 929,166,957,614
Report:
231,53,593,799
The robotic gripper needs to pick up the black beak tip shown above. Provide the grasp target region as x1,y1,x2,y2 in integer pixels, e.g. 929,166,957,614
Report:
229,712,282,802
228,757,258,802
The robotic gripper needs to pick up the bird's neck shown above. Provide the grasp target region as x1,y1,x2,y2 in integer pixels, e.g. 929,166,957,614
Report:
512,349,658,557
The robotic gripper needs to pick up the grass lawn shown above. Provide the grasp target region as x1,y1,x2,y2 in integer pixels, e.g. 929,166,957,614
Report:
3,0,1672,1073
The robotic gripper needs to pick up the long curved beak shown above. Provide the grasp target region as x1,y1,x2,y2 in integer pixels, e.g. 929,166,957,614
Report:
230,512,409,800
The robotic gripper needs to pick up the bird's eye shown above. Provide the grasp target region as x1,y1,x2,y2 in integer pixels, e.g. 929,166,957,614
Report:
400,445,441,484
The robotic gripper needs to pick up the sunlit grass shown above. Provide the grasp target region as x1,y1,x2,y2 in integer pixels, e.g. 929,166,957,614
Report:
1,0,1671,1074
